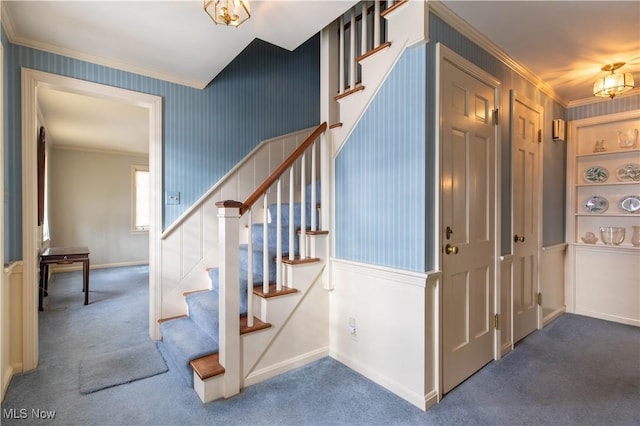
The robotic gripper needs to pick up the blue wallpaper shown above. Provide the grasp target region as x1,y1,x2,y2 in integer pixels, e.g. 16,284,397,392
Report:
567,95,640,121
2,25,319,262
335,45,427,272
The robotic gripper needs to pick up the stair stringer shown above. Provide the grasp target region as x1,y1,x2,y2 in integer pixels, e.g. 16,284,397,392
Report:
330,1,428,156
242,260,328,387
159,126,317,320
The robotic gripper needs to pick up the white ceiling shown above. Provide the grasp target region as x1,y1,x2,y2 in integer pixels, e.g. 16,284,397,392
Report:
2,1,639,154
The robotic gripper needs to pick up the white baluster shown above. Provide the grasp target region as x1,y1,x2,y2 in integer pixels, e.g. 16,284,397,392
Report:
247,208,253,327
276,177,282,291
311,141,317,232
374,0,381,48
263,193,269,294
289,167,295,262
361,1,368,56
339,14,345,93
300,152,307,259
349,7,356,90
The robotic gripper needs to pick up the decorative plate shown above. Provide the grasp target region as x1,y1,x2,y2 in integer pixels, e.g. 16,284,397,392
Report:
616,163,640,182
619,195,640,213
584,196,609,214
583,166,609,183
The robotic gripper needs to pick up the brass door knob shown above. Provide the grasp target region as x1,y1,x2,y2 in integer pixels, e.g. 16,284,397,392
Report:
445,244,459,255
514,234,525,243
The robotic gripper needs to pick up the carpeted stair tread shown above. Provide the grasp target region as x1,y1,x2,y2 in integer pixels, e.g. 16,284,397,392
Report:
159,317,218,387
250,223,299,254
186,290,221,341
239,244,278,283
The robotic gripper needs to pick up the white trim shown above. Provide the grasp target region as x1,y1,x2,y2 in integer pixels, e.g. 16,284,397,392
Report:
329,351,433,411
243,347,329,387
131,164,150,232
21,69,163,371
542,243,568,253
0,26,5,403
52,144,148,158
567,87,640,109
329,257,430,287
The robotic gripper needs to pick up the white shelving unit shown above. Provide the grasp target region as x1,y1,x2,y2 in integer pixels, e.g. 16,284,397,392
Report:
566,110,640,327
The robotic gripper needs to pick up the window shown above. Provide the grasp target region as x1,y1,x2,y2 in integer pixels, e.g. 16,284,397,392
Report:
132,165,149,232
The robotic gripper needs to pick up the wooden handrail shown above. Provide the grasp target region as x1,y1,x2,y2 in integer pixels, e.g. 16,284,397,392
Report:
240,122,327,216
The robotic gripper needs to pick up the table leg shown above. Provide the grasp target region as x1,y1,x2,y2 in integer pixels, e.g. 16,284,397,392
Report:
39,261,45,311
83,259,90,305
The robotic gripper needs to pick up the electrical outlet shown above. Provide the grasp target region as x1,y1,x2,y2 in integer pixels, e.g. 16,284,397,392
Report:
166,191,180,205
348,317,357,336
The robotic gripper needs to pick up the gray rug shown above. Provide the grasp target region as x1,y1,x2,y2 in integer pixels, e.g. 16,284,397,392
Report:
79,341,168,394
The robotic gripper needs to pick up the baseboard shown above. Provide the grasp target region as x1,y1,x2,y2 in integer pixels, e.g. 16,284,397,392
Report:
243,347,329,387
542,306,566,326
51,260,148,273
330,351,432,411
2,364,14,402
575,309,640,327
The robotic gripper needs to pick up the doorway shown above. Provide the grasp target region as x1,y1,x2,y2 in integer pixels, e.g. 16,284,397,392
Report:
437,44,501,394
20,69,163,371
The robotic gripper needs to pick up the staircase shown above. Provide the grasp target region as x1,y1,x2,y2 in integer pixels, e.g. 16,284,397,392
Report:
158,0,422,405
160,124,328,402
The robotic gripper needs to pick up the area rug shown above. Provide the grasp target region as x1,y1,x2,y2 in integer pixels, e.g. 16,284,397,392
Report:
79,341,168,394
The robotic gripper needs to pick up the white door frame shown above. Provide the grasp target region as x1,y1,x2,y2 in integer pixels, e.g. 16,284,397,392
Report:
21,68,163,370
435,43,502,396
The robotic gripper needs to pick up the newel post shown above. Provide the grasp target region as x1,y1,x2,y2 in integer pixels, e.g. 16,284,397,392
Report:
216,200,243,398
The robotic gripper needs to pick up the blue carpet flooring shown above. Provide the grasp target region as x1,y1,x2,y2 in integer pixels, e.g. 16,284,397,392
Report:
2,265,639,425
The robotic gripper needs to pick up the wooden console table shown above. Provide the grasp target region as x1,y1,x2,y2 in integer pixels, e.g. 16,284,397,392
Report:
39,246,90,311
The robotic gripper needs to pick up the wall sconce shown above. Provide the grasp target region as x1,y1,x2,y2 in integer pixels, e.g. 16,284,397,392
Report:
593,62,635,99
552,119,565,142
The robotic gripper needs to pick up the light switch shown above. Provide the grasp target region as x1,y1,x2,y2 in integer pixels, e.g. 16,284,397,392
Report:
166,191,180,205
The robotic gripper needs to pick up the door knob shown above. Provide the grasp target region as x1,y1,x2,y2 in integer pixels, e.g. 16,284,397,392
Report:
445,244,459,255
514,234,525,243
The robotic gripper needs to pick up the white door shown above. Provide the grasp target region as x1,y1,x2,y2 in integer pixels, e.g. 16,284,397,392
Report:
440,53,498,394
511,92,542,344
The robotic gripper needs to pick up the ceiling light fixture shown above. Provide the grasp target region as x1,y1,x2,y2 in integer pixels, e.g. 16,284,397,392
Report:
204,0,250,27
593,62,635,99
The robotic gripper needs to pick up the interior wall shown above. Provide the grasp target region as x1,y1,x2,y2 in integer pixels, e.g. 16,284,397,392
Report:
1,22,320,262
48,147,149,267
334,44,427,272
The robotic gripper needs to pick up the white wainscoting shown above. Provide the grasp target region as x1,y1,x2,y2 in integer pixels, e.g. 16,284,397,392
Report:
1,262,23,401
329,258,438,411
499,255,513,355
158,127,316,322
540,244,567,325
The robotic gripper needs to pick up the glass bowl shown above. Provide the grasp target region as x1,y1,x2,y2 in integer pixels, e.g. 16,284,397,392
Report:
600,226,625,245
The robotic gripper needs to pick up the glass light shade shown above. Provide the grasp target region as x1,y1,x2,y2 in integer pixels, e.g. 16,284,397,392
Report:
204,0,250,27
593,71,634,99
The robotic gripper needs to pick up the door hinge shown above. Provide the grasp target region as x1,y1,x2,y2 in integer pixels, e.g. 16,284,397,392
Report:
493,109,499,126
537,292,543,306
538,129,542,143
493,313,500,330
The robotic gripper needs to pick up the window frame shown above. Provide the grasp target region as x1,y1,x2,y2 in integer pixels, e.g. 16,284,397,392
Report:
131,164,150,233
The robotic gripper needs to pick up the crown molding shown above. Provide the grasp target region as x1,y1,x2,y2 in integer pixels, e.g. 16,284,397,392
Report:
1,4,207,90
429,1,569,108
566,87,640,109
